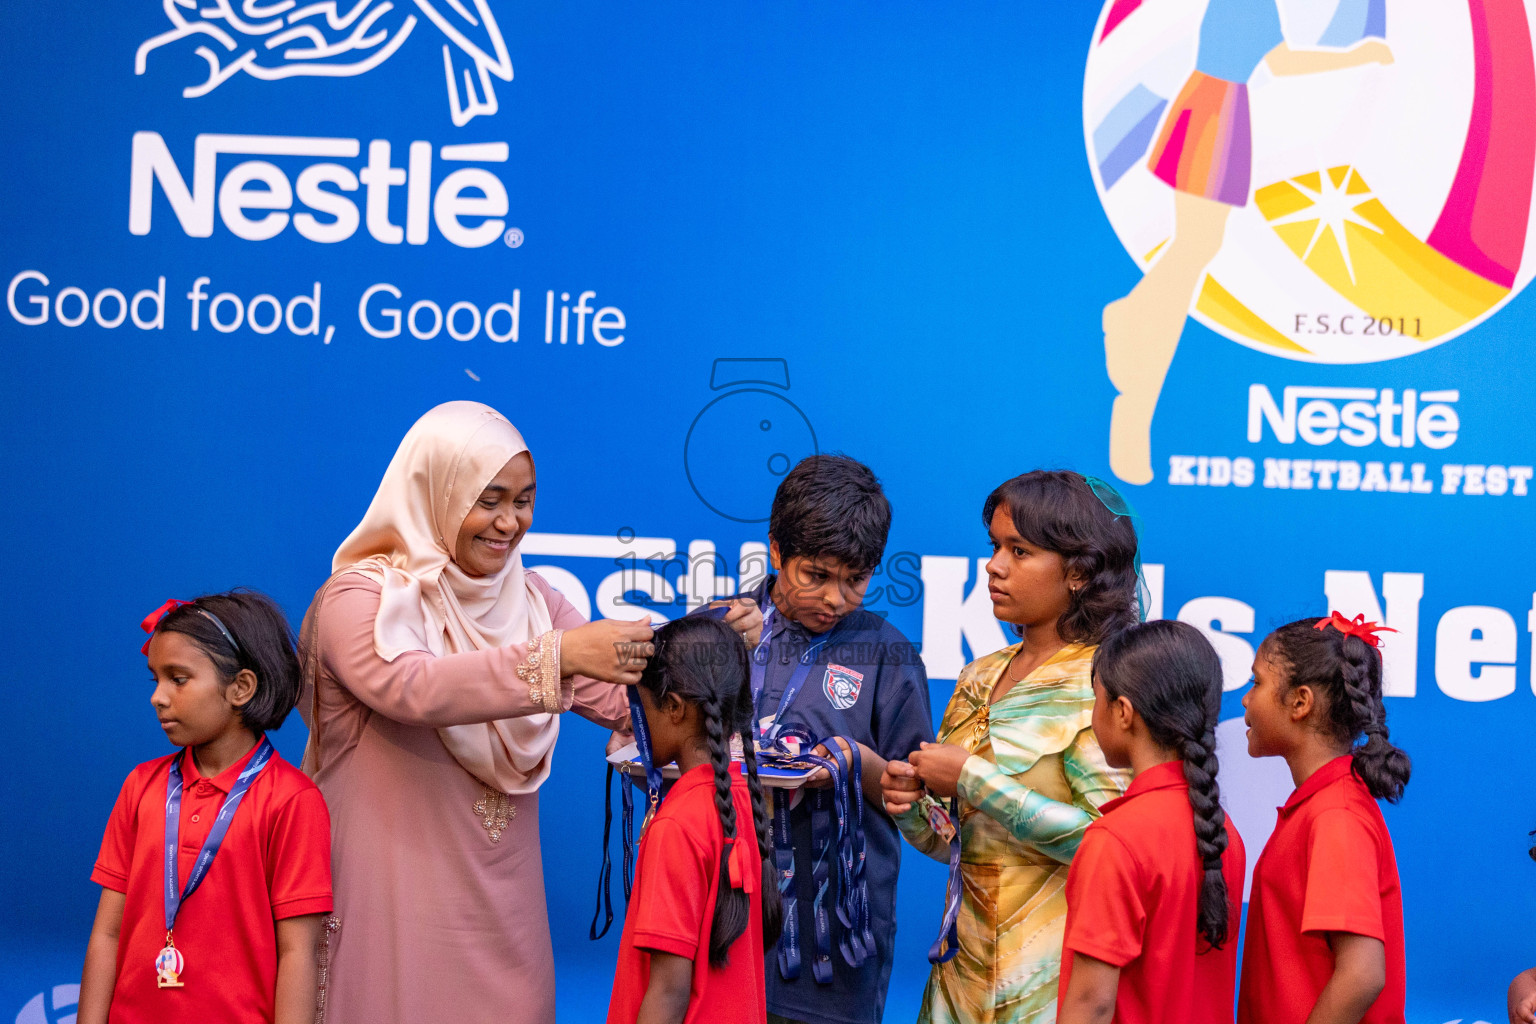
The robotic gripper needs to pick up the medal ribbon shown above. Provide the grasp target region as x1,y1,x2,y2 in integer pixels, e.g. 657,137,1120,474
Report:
850,745,874,956
626,684,664,823
750,607,844,745
766,736,872,980
829,741,873,965
164,736,275,936
620,772,636,897
926,796,964,965
748,605,778,705
773,792,802,980
594,607,736,941
808,766,837,983
589,764,617,940
825,743,862,969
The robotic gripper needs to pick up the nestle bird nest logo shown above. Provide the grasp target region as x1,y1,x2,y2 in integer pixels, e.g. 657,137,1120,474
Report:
135,0,512,125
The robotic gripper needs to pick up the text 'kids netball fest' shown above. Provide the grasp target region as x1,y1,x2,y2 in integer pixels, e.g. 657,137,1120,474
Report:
1,1,1533,1024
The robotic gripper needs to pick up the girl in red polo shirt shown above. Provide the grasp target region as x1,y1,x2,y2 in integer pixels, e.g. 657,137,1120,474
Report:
607,615,782,1024
1237,613,1412,1024
79,592,332,1024
1057,619,1245,1024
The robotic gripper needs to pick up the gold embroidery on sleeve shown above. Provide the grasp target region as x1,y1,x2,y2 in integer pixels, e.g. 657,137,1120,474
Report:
517,629,566,715
315,914,340,1023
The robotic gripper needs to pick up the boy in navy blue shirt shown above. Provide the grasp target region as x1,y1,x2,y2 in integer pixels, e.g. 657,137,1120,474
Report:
742,455,933,1024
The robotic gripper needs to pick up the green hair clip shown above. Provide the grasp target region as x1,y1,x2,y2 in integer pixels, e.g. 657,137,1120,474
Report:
1083,475,1150,622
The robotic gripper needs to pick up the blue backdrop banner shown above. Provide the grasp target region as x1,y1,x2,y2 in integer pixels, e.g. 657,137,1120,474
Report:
3,2,1533,1022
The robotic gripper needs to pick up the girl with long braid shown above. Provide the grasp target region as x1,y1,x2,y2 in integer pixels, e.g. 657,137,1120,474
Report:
1237,614,1411,1024
607,616,782,1024
1056,620,1245,1024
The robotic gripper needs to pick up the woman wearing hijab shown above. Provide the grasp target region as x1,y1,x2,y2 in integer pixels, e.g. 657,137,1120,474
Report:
299,401,659,1024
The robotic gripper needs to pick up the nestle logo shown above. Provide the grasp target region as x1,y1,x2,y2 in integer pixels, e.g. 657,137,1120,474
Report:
1247,384,1459,449
128,132,509,247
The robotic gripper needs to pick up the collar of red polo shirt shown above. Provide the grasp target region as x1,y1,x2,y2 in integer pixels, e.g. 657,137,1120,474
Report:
1099,759,1185,815
1278,754,1355,817
182,738,267,793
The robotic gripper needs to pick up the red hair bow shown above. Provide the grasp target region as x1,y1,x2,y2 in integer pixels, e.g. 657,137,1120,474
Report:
726,836,757,894
140,598,193,654
1314,611,1397,648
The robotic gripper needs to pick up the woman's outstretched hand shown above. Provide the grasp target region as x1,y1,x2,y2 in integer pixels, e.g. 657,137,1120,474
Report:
560,618,655,686
881,759,923,815
909,741,970,800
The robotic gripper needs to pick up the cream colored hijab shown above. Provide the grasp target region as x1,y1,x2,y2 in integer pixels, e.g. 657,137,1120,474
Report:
330,400,559,794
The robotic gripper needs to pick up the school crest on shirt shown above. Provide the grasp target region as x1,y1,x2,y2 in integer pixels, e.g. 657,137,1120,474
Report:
822,664,864,710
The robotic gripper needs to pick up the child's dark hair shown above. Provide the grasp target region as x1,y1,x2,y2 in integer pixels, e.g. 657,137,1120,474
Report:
150,590,302,733
638,615,783,966
1093,620,1231,949
769,454,891,573
1261,618,1412,802
982,470,1139,642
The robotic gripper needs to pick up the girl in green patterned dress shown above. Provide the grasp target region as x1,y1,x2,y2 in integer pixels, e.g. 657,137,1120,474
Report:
882,470,1141,1024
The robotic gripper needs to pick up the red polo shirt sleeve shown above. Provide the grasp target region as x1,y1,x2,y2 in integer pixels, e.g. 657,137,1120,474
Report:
265,787,334,920
629,817,711,959
1300,808,1384,940
92,762,157,894
1063,826,1146,966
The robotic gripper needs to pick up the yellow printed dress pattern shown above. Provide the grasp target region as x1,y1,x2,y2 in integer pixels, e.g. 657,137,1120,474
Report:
897,642,1130,1024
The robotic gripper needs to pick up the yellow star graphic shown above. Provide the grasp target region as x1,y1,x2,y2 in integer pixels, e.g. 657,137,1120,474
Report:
1267,166,1384,285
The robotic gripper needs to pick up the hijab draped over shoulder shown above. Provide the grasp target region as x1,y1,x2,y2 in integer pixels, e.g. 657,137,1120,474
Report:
308,400,561,795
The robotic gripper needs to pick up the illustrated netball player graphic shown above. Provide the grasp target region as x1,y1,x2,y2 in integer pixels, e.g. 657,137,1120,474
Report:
1101,0,1391,485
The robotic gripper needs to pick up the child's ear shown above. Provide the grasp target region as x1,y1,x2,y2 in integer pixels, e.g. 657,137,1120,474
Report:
1288,684,1316,722
1112,695,1136,732
225,668,258,710
660,692,690,725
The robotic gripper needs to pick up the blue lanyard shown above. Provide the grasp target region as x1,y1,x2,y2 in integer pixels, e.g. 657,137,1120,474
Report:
773,793,801,980
749,605,779,704
164,736,275,935
591,606,736,942
830,742,873,965
808,778,836,983
589,761,638,942
751,607,841,744
626,685,664,825
630,603,731,825
770,737,872,982
590,764,616,940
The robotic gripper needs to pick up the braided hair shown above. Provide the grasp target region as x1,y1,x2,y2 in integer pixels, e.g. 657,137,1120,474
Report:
982,471,1140,643
1093,619,1232,949
637,616,783,966
1262,618,1412,803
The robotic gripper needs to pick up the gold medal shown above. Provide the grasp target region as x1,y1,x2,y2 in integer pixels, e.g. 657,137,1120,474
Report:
925,798,958,843
155,934,185,988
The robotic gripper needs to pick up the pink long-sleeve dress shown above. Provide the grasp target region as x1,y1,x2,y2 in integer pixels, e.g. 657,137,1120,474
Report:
301,571,629,1024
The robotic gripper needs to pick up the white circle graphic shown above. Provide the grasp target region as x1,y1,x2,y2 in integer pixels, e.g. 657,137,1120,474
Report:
1084,0,1536,363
